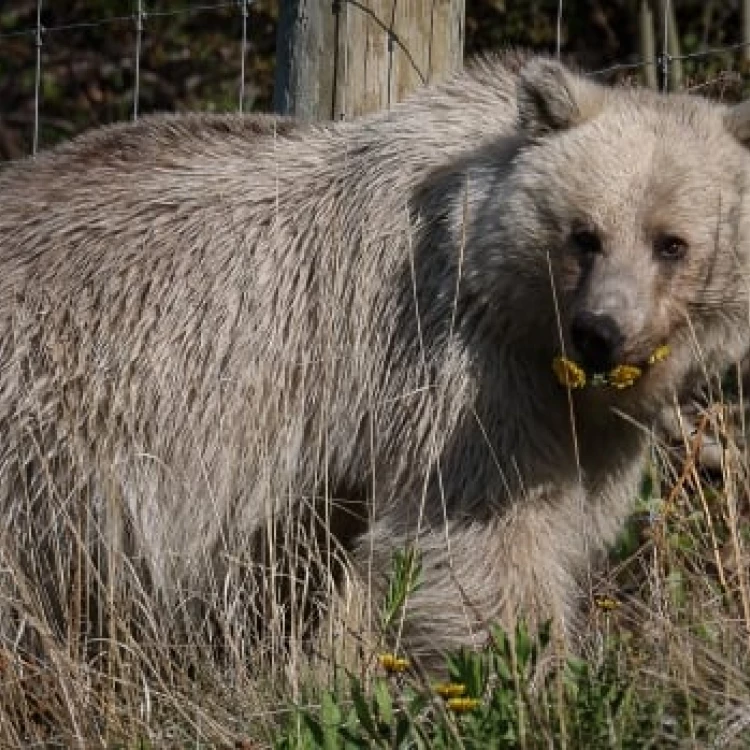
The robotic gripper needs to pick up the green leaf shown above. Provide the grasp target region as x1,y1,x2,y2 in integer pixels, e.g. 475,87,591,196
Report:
394,714,411,747
302,712,326,748
373,679,394,728
320,693,343,750
350,678,379,740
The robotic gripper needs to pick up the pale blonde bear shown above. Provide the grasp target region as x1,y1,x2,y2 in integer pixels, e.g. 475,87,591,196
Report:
1,56,749,669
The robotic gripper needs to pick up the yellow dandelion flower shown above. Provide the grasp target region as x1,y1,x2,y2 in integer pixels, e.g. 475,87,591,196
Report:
378,653,410,673
435,682,467,699
446,697,481,713
607,364,642,389
594,594,621,612
553,356,587,389
648,344,671,365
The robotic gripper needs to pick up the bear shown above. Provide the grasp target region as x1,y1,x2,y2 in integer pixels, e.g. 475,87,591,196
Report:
1,55,750,671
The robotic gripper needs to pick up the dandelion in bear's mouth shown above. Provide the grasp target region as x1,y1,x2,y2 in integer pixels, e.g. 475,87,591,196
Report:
435,682,467,698
553,345,670,390
378,653,410,673
552,356,587,389
446,696,482,713
607,364,642,389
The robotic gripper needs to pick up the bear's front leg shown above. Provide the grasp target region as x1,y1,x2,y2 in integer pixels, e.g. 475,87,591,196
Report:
356,492,596,670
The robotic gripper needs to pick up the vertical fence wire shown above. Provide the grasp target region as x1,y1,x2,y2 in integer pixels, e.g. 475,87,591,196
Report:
239,0,248,112
386,0,398,111
660,0,671,91
332,0,343,119
133,0,144,120
339,0,349,120
32,0,43,156
2,3,750,158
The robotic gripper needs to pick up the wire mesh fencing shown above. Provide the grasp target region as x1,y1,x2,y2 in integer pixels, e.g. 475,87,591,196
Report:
0,0,275,159
1,0,750,162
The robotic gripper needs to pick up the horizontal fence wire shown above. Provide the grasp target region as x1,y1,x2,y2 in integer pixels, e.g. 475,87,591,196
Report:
1,0,750,161
0,0,257,160
0,2,242,39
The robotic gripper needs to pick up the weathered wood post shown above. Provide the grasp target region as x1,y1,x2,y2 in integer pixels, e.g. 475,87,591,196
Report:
274,0,465,120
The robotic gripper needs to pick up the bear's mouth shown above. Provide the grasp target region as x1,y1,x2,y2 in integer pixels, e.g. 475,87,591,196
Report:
552,344,670,390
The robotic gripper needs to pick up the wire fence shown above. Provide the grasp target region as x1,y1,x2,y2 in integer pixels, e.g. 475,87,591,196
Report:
0,0,273,160
2,0,750,162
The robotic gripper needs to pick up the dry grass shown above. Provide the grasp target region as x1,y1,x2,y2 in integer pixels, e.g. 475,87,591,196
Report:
1,379,750,748
589,382,750,747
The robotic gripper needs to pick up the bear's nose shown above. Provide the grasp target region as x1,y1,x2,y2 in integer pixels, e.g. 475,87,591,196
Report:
570,312,624,374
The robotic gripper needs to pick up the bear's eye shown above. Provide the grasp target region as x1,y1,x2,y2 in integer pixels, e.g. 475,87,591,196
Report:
654,234,688,261
570,227,603,255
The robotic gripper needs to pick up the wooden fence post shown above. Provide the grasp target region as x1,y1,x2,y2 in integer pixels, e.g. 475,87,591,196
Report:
274,0,465,120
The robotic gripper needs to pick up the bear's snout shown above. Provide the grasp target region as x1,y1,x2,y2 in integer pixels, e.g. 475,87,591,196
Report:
570,311,625,373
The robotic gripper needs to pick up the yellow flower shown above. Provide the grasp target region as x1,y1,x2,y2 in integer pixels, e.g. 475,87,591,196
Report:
648,344,671,365
446,697,481,713
378,653,410,673
594,594,621,612
607,364,642,389
435,682,467,699
553,356,587,389
554,344,666,392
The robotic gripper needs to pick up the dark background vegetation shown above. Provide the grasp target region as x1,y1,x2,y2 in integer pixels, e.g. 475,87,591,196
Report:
0,0,748,160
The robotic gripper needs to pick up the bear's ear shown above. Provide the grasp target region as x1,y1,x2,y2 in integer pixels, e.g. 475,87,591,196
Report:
724,100,750,148
517,58,605,137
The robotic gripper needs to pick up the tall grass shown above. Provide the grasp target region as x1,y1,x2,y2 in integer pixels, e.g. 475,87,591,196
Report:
276,387,750,749
1,385,749,747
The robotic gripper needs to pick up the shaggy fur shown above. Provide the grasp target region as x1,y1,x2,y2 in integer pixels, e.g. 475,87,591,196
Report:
1,55,750,667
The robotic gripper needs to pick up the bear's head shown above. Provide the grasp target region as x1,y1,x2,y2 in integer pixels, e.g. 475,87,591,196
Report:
475,59,750,412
